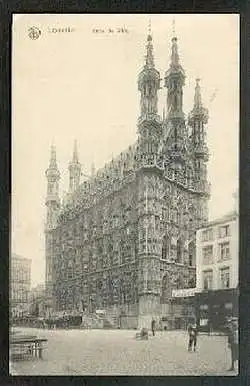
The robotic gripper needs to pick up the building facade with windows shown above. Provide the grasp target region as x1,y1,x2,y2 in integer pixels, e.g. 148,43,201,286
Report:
28,284,48,318
195,211,239,330
45,29,210,329
10,254,32,318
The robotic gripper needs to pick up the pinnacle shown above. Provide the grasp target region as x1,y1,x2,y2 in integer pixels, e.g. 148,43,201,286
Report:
194,78,203,109
49,144,57,169
73,139,79,163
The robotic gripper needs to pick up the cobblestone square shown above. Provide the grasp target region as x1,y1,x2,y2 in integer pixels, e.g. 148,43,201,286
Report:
10,328,238,376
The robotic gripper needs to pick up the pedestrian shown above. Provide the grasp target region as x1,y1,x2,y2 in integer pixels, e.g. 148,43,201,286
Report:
151,318,156,337
188,324,198,352
227,317,238,371
208,319,212,336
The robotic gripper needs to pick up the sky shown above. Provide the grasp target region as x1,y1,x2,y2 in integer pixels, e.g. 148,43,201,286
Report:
12,14,239,286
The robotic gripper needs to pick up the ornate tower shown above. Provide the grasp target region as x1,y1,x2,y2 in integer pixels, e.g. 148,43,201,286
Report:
188,78,210,224
137,25,162,328
164,34,187,183
45,145,60,231
68,140,81,193
164,36,185,117
137,24,162,167
45,144,60,311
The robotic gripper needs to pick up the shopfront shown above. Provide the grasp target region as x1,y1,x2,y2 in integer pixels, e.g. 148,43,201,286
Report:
195,288,239,332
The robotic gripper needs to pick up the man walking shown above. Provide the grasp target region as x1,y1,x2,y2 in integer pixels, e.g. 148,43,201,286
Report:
151,318,156,337
227,317,238,371
188,324,198,352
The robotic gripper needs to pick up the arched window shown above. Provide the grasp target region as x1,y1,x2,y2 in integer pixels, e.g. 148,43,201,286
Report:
188,241,196,267
188,277,196,288
162,234,170,260
174,94,178,110
108,244,113,266
120,240,125,264
162,236,167,259
176,239,183,263
48,183,53,194
98,244,103,256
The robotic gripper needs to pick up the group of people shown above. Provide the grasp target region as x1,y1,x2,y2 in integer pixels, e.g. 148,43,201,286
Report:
150,317,238,372
188,318,238,371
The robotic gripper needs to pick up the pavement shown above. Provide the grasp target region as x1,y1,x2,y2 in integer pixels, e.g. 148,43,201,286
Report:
10,327,238,376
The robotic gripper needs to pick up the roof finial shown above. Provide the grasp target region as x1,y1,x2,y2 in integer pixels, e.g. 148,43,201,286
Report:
49,143,57,168
194,78,202,109
172,16,176,38
145,20,154,68
148,18,152,36
72,139,79,163
170,20,179,67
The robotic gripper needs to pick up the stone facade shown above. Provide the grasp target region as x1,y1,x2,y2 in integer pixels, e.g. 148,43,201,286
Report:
45,30,210,329
11,254,31,318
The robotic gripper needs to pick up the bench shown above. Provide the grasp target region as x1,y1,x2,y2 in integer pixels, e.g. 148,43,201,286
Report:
10,336,48,361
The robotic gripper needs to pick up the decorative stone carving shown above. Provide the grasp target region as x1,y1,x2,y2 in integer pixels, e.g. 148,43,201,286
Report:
47,32,210,322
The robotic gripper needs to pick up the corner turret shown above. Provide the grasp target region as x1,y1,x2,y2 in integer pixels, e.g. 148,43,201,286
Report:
137,22,162,167
45,144,61,230
163,30,187,183
188,79,209,196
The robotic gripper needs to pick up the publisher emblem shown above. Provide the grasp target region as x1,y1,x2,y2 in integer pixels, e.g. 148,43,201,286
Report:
28,26,41,40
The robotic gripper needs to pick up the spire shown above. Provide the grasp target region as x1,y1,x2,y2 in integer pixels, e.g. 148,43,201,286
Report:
148,18,152,35
170,37,180,68
49,144,57,169
172,16,176,38
170,16,180,68
72,139,79,163
164,21,185,117
46,142,60,178
194,78,202,109
144,20,154,69
189,78,208,124
68,140,81,193
137,21,160,121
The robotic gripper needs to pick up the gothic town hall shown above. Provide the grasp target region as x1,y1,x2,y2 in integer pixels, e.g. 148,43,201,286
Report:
45,29,210,329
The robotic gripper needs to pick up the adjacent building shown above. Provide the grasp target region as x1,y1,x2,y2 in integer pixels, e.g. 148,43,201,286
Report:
10,254,32,318
195,209,239,330
28,283,47,318
45,28,211,329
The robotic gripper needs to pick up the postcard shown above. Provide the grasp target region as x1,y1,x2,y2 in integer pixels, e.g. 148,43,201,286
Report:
11,13,239,376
